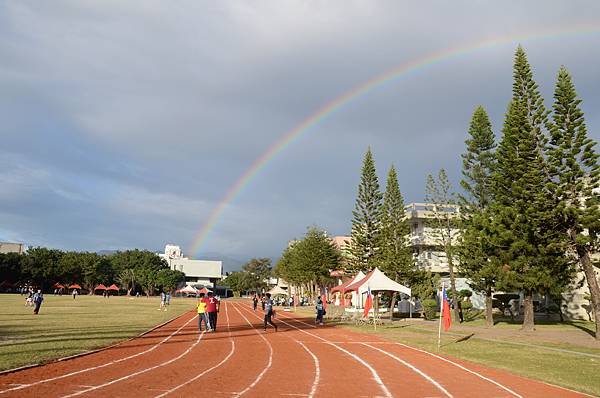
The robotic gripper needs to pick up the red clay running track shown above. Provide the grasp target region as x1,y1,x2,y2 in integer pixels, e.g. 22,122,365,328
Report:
0,300,593,398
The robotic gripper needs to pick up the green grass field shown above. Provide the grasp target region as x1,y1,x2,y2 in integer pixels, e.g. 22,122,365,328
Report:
0,294,195,371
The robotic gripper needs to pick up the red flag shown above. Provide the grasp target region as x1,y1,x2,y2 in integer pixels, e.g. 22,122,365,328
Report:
442,286,452,331
363,286,373,317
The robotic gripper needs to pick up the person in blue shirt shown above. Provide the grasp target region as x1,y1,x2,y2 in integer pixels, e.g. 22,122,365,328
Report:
315,296,325,326
263,293,278,332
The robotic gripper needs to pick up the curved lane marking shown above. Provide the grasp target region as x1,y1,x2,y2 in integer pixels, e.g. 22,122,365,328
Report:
0,313,198,395
61,318,204,397
275,310,392,398
231,303,274,397
154,302,236,398
238,304,320,398
393,342,523,398
361,343,453,398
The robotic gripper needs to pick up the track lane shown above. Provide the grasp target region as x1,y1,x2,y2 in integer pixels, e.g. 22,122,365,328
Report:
273,309,392,397
277,308,590,398
236,303,320,397
0,311,200,397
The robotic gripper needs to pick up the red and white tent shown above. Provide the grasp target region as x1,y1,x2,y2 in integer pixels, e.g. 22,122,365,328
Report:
177,285,198,295
345,267,411,308
331,271,365,306
94,284,107,291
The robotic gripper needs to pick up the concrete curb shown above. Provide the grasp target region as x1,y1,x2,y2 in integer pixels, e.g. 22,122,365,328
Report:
0,309,194,376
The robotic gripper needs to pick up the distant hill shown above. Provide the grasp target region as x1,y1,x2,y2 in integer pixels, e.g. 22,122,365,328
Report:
96,249,119,256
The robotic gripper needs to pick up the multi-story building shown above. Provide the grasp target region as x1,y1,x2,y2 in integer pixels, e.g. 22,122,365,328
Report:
157,244,222,288
404,203,461,274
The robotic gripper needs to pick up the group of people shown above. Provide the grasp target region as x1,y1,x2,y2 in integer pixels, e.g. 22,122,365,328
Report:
196,292,220,332
158,291,171,311
251,293,327,331
23,288,44,314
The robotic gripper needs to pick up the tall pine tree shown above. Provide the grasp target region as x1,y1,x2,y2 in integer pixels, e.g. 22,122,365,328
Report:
379,165,413,284
458,105,499,327
350,148,383,272
547,66,600,339
491,47,571,331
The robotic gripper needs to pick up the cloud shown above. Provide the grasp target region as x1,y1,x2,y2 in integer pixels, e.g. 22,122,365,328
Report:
0,1,599,260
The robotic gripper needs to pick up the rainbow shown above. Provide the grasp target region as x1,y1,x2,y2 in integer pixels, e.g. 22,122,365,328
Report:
188,25,600,257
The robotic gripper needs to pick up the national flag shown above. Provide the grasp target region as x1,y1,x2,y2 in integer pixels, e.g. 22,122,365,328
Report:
363,286,373,317
441,286,452,331
322,288,328,310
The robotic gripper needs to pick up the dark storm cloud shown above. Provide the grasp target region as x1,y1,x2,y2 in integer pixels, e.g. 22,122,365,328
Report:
0,1,599,262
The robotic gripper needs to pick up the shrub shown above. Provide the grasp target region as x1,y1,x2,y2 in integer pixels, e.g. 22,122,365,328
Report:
459,289,473,299
422,299,438,320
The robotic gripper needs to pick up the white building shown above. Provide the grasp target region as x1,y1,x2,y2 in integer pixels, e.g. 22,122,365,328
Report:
158,244,223,288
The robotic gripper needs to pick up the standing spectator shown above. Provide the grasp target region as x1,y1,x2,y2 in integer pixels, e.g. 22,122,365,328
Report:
165,292,171,308
159,292,166,311
72,289,78,299
252,294,258,311
33,290,44,315
263,293,278,332
197,293,210,332
206,292,219,332
25,289,33,306
315,296,325,326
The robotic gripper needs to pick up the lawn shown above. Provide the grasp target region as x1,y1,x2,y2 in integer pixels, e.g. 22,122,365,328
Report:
0,293,196,371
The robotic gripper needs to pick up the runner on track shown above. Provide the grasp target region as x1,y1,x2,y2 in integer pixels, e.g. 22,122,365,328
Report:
206,292,219,332
197,293,211,332
263,293,278,332
315,296,325,326
252,294,258,311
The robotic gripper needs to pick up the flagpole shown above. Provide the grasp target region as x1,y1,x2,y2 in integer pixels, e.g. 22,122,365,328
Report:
374,292,377,332
437,284,444,351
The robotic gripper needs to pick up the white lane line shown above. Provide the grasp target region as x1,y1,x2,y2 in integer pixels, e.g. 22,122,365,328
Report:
393,343,523,398
61,320,204,397
231,303,274,398
238,305,320,398
361,343,453,398
0,313,198,395
275,311,392,398
154,302,236,398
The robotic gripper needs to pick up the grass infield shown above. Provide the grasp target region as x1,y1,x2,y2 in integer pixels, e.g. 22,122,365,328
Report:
0,294,195,371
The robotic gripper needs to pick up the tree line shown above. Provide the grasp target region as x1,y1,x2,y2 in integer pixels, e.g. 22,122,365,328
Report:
0,248,185,296
458,46,599,337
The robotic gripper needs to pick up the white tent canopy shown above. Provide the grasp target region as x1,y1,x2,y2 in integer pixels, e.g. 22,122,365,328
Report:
267,285,289,296
177,285,198,294
347,267,411,296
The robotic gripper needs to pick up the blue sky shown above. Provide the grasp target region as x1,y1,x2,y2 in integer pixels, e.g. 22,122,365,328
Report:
1,1,599,266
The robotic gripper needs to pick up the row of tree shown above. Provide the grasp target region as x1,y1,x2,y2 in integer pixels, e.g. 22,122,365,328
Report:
0,248,185,296
345,46,599,338
223,258,273,296
458,46,600,337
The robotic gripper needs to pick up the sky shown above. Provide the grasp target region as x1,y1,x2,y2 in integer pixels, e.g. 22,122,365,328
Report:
1,1,599,269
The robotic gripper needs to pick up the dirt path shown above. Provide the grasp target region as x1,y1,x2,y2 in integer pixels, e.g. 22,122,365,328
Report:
0,300,592,397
